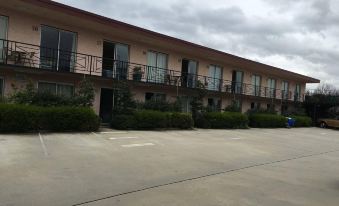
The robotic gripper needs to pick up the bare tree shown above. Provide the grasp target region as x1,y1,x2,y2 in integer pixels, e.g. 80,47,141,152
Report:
314,83,338,95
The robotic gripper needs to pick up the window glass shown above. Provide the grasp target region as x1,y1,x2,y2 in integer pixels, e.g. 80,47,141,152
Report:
57,84,74,97
208,65,222,91
0,16,8,63
40,25,77,71
251,75,261,96
146,51,167,83
282,81,289,99
267,78,276,98
145,92,166,101
38,82,57,94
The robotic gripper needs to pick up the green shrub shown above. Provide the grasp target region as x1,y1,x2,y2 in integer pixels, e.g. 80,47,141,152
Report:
137,99,181,112
193,112,211,128
171,113,193,129
202,112,248,129
134,110,170,129
40,107,100,132
111,114,136,130
110,110,193,130
249,113,286,128
291,115,312,127
0,104,40,132
0,104,100,132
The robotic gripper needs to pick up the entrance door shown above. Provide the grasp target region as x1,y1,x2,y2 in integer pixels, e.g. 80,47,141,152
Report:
0,16,8,63
99,88,113,123
40,26,77,71
181,59,197,88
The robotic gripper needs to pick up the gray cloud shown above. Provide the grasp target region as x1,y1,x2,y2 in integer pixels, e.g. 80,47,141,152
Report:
55,0,339,89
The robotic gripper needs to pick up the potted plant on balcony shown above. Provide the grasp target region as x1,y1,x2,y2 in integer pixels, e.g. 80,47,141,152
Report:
132,66,143,81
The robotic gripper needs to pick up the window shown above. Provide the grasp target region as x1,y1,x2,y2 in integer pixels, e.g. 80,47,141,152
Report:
251,74,261,96
267,78,276,98
40,25,77,71
38,82,74,97
251,102,261,110
267,104,275,111
0,15,8,63
145,92,166,102
0,77,4,98
208,65,222,91
102,41,129,79
180,96,193,113
295,84,301,101
207,98,221,111
147,51,167,83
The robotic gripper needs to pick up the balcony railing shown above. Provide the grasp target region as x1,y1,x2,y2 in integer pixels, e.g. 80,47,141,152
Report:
0,39,303,101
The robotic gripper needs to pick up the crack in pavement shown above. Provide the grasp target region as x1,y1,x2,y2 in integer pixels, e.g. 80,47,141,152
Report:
72,148,339,206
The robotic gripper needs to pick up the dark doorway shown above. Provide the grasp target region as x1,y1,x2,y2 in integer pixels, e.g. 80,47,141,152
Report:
99,88,113,123
181,59,197,88
102,41,129,79
102,41,115,78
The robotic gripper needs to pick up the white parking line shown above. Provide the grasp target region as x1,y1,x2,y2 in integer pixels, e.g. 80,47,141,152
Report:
38,133,49,156
109,137,139,140
121,143,155,148
100,131,128,134
230,137,241,140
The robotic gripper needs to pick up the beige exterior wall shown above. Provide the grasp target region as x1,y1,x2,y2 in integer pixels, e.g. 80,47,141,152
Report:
0,4,311,116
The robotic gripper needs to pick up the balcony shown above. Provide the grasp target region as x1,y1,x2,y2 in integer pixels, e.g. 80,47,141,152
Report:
0,39,303,101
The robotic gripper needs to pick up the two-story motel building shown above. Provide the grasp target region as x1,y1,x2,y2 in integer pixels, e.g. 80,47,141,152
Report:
0,0,320,122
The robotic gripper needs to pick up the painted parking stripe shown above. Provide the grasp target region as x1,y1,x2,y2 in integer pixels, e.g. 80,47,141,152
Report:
231,138,241,140
109,137,139,140
38,133,49,156
121,143,155,148
100,131,128,134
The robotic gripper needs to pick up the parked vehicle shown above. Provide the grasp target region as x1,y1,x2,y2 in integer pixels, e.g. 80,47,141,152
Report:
319,117,339,128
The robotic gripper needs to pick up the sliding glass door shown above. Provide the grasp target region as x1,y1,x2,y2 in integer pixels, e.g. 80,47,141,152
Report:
0,16,8,63
282,81,289,99
114,43,129,79
147,51,167,83
40,25,77,72
267,78,276,98
251,74,261,96
208,65,222,91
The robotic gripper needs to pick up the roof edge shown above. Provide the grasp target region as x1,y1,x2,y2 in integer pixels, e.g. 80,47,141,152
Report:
22,0,320,83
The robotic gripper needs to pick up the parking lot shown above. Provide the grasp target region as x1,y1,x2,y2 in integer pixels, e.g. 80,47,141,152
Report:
1,128,339,206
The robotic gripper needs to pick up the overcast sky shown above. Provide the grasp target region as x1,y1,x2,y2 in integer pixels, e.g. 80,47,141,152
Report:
55,0,339,89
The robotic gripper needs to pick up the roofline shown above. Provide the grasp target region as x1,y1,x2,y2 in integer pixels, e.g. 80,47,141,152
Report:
22,0,320,83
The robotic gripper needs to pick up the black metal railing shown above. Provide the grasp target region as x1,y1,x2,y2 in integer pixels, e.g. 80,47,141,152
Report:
0,39,303,101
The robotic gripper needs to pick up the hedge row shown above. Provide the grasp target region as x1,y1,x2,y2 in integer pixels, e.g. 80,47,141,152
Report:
111,110,193,130
0,104,100,132
291,115,312,127
249,113,286,128
195,112,248,129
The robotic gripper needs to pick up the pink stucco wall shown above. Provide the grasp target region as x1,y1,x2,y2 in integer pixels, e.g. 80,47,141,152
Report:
0,4,309,115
